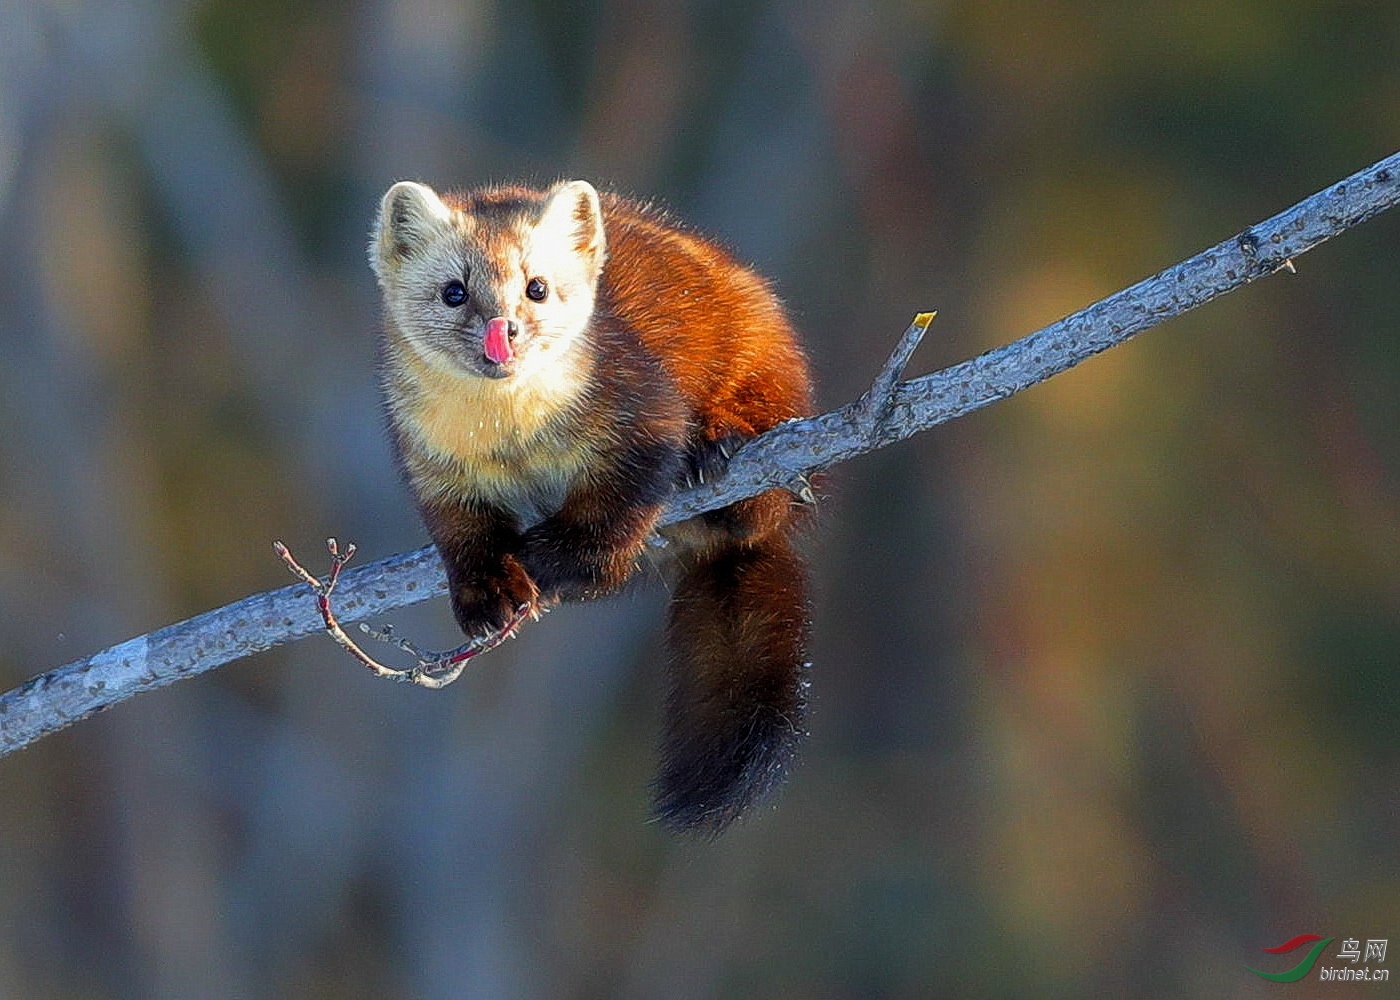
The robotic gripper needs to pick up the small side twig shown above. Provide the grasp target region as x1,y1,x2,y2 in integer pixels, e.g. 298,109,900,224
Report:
850,311,936,436
273,538,531,688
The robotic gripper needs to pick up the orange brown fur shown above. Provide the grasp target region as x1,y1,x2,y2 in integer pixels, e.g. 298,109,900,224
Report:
372,180,813,832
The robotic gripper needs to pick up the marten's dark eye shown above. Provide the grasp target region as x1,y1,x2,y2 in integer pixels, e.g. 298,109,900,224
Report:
526,277,548,302
441,280,467,307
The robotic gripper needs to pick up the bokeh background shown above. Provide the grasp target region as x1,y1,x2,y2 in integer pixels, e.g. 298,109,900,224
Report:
1,0,1398,997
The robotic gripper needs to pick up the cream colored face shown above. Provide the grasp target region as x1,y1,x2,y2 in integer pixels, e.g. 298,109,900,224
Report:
370,180,607,382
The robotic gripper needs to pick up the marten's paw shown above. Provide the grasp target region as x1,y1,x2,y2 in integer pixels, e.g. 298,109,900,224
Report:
450,555,539,638
682,432,748,489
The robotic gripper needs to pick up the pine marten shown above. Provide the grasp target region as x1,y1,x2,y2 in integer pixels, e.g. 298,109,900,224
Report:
369,179,813,833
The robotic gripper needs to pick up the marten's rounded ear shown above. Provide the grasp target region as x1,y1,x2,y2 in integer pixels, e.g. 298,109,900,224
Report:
370,181,453,277
537,180,606,280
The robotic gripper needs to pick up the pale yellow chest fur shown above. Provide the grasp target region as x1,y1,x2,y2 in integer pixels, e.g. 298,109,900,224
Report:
393,347,598,523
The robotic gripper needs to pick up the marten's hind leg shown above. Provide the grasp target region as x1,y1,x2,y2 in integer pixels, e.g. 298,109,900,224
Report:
680,431,803,546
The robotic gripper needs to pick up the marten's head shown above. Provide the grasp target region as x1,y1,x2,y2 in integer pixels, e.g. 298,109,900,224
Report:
371,180,606,382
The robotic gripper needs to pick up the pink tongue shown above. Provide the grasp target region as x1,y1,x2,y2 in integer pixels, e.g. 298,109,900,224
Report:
484,317,514,365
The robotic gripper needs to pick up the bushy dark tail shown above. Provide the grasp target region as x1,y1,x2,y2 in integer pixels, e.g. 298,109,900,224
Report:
654,533,810,834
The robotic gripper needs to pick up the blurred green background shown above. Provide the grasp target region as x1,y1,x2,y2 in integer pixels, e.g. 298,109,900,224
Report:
1,0,1398,997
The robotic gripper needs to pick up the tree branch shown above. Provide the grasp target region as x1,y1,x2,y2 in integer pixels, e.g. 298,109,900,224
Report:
3,150,1398,758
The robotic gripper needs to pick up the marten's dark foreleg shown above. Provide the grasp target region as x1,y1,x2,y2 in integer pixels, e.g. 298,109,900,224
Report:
520,437,684,602
424,498,538,639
